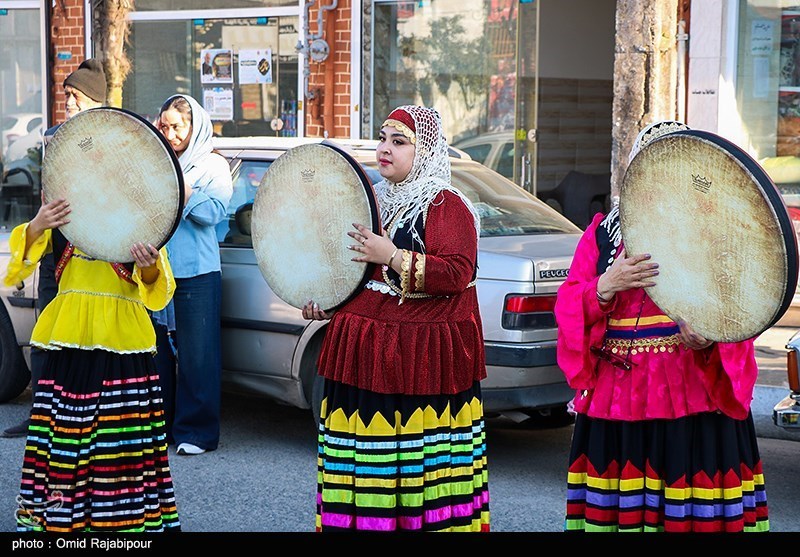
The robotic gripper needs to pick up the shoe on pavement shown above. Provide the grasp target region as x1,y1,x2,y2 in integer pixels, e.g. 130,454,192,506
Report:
176,442,206,455
2,419,31,438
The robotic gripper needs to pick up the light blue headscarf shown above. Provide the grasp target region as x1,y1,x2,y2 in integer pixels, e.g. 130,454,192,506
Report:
151,93,215,334
163,93,214,173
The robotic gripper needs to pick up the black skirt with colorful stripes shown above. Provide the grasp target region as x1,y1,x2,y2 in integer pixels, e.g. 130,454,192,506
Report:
316,379,490,531
565,411,769,532
15,347,180,532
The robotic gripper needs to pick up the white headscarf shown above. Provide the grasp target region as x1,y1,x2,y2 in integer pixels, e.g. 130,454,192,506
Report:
162,94,215,173
373,105,481,251
628,120,690,164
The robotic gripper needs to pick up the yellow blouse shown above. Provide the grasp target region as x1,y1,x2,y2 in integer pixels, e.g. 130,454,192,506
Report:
3,224,175,354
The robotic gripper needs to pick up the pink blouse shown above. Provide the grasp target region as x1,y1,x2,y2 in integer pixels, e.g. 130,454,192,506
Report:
555,212,759,421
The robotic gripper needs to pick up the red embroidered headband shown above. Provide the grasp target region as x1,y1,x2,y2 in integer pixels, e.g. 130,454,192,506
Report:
382,108,416,144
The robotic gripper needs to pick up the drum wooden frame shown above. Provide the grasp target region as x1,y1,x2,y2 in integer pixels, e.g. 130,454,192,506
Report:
251,142,382,312
42,107,184,263
620,129,799,342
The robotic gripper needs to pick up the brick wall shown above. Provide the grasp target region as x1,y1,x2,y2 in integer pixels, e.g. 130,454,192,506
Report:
305,0,351,138
49,0,87,125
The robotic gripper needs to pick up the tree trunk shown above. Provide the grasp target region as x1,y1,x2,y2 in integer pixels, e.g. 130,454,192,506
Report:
611,0,680,198
90,0,134,108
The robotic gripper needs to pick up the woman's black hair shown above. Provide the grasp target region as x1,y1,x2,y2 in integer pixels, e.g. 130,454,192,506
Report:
159,96,192,124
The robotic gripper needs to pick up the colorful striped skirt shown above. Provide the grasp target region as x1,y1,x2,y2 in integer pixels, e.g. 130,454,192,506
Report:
15,347,180,532
565,411,769,532
316,379,490,531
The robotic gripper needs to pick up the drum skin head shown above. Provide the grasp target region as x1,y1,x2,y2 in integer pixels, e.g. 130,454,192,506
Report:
42,107,183,263
620,130,799,342
251,143,381,312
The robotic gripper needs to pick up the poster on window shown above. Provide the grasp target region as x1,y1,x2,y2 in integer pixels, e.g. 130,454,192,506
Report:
781,12,800,88
201,48,234,84
203,87,234,121
778,11,800,156
751,19,773,56
238,49,273,85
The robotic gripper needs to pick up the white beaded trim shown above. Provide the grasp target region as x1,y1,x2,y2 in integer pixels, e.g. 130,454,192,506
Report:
365,280,399,297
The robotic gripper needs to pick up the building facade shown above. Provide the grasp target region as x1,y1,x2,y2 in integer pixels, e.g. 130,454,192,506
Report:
1,0,799,223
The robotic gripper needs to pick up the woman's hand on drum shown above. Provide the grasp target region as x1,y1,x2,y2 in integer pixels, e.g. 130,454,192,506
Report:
596,248,659,301
302,300,333,321
130,242,160,284
677,319,714,350
130,242,160,268
348,223,394,265
29,198,70,240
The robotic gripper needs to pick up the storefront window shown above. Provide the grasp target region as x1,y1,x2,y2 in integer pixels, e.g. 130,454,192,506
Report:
778,8,800,159
369,0,503,144
737,2,800,241
0,3,43,231
136,0,296,10
736,3,799,173
123,17,299,137
367,0,613,211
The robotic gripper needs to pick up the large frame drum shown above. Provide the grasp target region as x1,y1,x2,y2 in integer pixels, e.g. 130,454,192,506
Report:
42,107,184,263
251,142,382,312
620,129,799,342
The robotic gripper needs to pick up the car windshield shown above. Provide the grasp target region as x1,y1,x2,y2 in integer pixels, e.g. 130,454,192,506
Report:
360,160,580,237
448,162,581,236
218,154,580,245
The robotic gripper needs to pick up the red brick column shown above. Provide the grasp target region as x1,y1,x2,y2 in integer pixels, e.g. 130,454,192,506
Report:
306,0,351,138
49,0,87,124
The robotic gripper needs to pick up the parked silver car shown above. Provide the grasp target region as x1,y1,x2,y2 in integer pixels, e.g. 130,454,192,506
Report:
214,137,583,422
452,131,515,182
0,136,583,425
773,329,800,429
1,112,42,159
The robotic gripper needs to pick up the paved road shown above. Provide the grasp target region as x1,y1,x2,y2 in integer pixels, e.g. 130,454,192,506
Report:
0,324,796,535
1,389,799,533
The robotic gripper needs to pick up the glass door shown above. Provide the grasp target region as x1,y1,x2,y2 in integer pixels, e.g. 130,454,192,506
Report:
514,0,615,227
0,4,43,158
0,2,44,231
368,0,525,186
123,14,300,137
515,0,538,194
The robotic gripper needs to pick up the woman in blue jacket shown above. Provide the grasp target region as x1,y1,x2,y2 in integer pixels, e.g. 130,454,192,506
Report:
156,94,233,455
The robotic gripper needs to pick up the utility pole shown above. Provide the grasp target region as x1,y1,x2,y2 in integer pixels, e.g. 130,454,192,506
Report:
90,0,135,108
611,0,681,197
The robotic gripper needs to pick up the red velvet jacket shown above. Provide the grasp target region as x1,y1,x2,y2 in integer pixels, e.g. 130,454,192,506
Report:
317,190,487,395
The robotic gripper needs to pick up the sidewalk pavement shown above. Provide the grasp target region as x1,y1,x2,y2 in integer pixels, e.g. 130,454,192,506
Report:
753,325,800,441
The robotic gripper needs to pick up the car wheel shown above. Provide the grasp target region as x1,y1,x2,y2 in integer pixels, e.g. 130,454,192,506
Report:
311,373,324,428
300,330,326,427
0,304,30,403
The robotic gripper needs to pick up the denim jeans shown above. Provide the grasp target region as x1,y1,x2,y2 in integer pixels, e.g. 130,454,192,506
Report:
170,271,222,450
152,319,177,444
